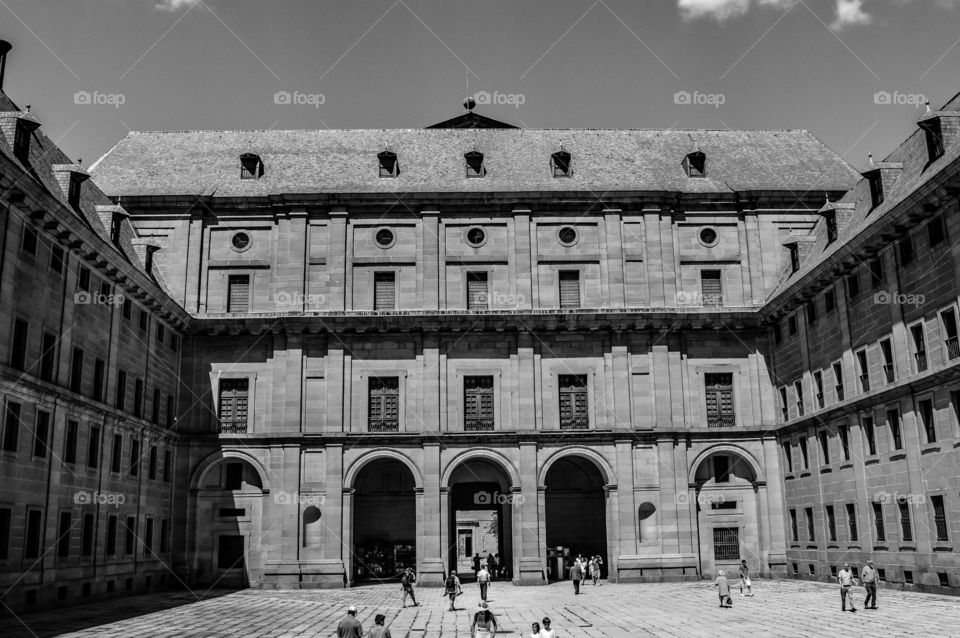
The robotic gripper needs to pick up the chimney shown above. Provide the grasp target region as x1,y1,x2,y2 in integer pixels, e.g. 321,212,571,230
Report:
0,40,11,92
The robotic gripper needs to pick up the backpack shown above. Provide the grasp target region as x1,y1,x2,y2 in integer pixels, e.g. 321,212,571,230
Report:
446,575,457,590
401,573,410,587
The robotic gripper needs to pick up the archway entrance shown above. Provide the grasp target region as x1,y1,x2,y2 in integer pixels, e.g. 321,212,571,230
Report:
448,459,513,582
691,449,760,579
352,458,417,582
544,455,607,581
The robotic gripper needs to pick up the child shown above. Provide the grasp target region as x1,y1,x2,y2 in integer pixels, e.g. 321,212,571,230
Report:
530,622,542,638
715,570,733,608
738,560,753,597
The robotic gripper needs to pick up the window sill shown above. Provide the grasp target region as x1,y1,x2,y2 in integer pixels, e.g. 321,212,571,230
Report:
864,456,880,465
799,471,811,478
873,545,888,551
921,444,941,454
846,545,861,550
898,545,916,552
889,451,907,461
789,543,800,548
805,544,818,549
933,545,954,552
820,466,833,474
839,462,853,470
784,473,795,481
827,544,839,549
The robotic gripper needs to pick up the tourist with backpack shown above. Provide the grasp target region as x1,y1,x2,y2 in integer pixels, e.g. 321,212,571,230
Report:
401,568,419,608
444,570,462,611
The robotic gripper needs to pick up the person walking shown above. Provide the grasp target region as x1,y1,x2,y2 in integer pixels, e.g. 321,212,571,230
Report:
540,617,556,638
738,560,753,597
471,602,498,638
476,564,491,602
444,570,462,611
472,553,482,578
401,567,419,608
337,605,364,638
591,556,602,586
493,553,501,580
486,553,496,580
838,563,858,612
861,560,878,609
368,614,391,638
570,559,583,595
715,570,733,608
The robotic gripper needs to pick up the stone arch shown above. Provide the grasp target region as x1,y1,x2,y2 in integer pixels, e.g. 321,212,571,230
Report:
687,444,764,486
441,448,519,488
344,448,423,489
190,449,270,492
537,446,614,487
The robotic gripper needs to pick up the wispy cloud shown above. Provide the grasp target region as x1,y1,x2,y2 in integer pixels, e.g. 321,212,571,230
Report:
829,0,871,31
677,0,797,22
153,0,200,11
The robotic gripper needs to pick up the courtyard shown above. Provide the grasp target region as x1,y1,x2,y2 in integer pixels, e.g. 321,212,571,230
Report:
0,579,957,637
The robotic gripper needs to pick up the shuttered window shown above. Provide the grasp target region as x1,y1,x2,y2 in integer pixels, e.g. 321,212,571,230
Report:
713,527,740,560
464,376,494,430
374,272,396,311
466,272,488,310
227,275,250,313
368,377,399,431
701,270,722,306
218,379,249,433
558,270,580,309
558,374,588,429
705,373,735,427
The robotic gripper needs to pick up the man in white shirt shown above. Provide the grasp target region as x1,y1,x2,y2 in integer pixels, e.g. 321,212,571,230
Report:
837,563,858,612
477,565,491,602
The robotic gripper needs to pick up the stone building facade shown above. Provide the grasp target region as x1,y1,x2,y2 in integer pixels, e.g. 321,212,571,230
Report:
1,39,959,614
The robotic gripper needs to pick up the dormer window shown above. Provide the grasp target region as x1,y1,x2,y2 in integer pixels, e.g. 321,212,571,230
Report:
377,150,399,178
13,112,41,164
110,211,124,244
465,150,486,178
787,243,800,273
240,153,263,180
824,211,838,244
920,118,945,164
866,171,884,209
682,150,706,178
68,173,85,209
551,149,571,178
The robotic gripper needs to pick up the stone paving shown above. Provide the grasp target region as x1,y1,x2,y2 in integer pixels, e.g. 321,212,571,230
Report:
1,579,958,637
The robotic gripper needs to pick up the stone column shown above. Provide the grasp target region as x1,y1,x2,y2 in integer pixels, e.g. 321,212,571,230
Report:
315,443,345,587
605,484,621,582
517,332,537,431
761,438,788,575
341,487,354,585
420,211,440,310
603,208,625,307
755,483,771,576
517,441,544,584
327,210,348,311
615,439,638,556
419,443,445,585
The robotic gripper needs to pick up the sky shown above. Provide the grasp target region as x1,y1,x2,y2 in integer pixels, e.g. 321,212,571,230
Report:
0,0,957,169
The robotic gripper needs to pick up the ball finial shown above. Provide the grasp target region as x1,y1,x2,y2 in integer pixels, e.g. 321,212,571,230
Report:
463,96,476,111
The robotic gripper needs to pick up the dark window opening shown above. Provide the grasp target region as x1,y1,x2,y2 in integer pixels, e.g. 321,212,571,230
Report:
377,150,399,178
218,379,249,434
464,375,494,431
705,373,735,427
368,377,400,432
558,374,589,429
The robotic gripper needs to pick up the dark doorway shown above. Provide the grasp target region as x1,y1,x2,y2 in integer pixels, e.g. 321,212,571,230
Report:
544,456,607,580
353,459,417,581
448,460,513,582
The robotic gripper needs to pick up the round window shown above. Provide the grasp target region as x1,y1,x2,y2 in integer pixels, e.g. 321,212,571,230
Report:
231,231,251,252
466,226,486,247
699,227,718,247
557,226,578,246
375,228,395,248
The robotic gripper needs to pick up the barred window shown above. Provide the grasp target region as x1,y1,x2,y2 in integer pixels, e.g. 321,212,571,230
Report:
374,272,396,311
700,270,722,306
558,271,580,309
846,503,858,542
466,272,489,310
368,377,399,432
218,379,249,433
932,495,948,542
705,373,734,427
227,275,250,313
464,376,494,431
873,502,885,542
558,374,588,429
712,527,740,560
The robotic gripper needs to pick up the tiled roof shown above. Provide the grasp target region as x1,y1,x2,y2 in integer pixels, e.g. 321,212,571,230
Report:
90,127,858,198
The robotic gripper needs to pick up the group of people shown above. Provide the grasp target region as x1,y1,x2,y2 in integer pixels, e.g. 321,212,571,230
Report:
472,552,505,581
568,554,603,594
837,560,880,612
713,560,754,607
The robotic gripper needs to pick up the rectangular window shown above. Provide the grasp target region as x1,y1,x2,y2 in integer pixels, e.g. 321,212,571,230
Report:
888,409,902,450
794,380,805,417
911,323,927,372
559,270,581,309
124,517,136,555
713,455,731,483
846,503,858,542
928,215,947,247
105,515,117,556
941,308,959,360
826,505,837,542
166,395,175,429
779,387,789,422
69,347,84,393
2,401,21,452
39,332,57,382
856,349,869,392
880,339,894,384
57,511,72,558
839,424,850,461
789,245,800,273
170,333,180,353
799,437,809,469
122,298,132,320
115,369,127,410
160,519,169,553
25,509,42,559
805,507,815,541
156,323,165,345
466,272,489,310
81,513,94,557
226,275,251,313
163,449,172,482
700,270,722,306
64,420,79,464
873,504,886,542
869,259,884,288
373,272,396,311
111,434,122,473
144,518,154,554
151,388,161,424
138,309,148,332
148,446,158,480
558,374,589,429
77,266,91,292
99,279,111,299
832,362,844,402
712,527,740,560
704,373,735,427
464,376,495,431
133,379,144,418
789,509,799,542
10,318,28,371
782,441,793,473
825,212,838,244
824,288,836,313
218,379,249,433
50,244,65,274
788,315,798,336
919,398,936,443
900,236,915,265
868,174,884,208
33,410,50,458
90,358,105,402
86,426,100,468
21,226,38,255
773,323,782,345
814,371,824,409
864,416,877,456
368,377,400,432
899,501,912,542
224,462,243,490
931,495,949,542
806,302,817,325
818,430,830,465
0,508,11,560
129,439,140,477
847,272,860,298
